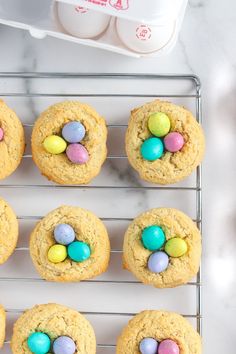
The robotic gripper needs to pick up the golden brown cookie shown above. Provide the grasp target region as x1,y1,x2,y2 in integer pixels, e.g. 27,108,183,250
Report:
0,305,6,348
125,100,205,184
11,303,96,354
29,205,110,281
0,197,19,265
123,208,201,288
31,101,107,184
116,310,201,354
0,100,25,180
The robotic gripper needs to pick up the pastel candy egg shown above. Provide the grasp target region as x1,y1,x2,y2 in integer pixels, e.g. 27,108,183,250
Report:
66,143,89,164
48,244,67,263
148,112,171,137
54,224,75,245
0,128,4,141
43,135,67,154
165,238,187,258
158,339,179,354
68,241,91,262
27,332,51,354
62,121,86,143
148,251,169,273
141,137,164,161
164,132,184,153
142,226,166,251
140,338,159,354
53,336,76,354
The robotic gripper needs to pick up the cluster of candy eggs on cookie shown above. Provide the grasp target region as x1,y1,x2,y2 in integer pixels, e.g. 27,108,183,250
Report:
47,223,91,264
43,121,89,164
27,332,76,354
141,225,188,273
140,112,185,161
140,337,180,354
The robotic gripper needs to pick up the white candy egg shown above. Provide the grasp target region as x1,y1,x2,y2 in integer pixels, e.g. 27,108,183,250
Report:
57,3,111,39
116,18,175,54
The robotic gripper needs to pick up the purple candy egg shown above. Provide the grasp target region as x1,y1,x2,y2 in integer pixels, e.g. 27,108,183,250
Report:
0,128,4,141
62,121,85,143
164,132,184,153
54,223,75,245
53,336,76,354
66,143,89,164
148,251,169,273
140,337,159,354
158,339,179,354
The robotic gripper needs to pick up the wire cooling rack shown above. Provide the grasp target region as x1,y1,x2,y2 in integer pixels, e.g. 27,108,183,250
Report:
0,73,202,353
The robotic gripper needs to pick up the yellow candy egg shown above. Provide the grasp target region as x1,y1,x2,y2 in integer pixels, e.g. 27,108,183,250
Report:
48,244,67,263
148,112,171,137
164,237,188,258
43,135,67,154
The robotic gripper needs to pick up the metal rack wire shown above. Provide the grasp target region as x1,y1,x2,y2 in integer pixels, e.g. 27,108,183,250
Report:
0,73,202,351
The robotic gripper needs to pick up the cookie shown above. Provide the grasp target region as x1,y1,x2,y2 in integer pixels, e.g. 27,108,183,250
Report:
31,101,107,184
0,305,6,348
29,205,110,281
116,310,201,354
125,100,205,184
11,303,96,354
0,100,25,180
123,208,201,288
0,197,19,265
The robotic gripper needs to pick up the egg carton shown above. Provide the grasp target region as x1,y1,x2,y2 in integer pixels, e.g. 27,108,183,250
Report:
0,0,188,57
58,0,185,24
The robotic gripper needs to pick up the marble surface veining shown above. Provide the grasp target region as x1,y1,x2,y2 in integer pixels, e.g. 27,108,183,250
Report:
0,0,235,353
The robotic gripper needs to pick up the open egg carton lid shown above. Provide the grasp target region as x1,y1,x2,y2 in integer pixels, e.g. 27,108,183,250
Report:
57,0,185,25
0,0,188,58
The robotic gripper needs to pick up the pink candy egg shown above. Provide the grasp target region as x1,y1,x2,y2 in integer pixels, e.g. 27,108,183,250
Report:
164,132,184,153
158,339,179,354
66,143,89,164
0,128,4,141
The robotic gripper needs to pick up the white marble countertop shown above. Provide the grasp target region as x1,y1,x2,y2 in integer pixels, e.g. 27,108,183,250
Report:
0,0,235,353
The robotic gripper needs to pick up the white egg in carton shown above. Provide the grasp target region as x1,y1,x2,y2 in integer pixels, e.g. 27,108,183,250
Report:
0,0,188,57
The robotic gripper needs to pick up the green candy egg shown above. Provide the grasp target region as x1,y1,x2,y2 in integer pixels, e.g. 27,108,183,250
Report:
27,332,51,354
68,241,91,262
148,112,171,137
141,226,166,251
165,237,188,258
140,137,164,161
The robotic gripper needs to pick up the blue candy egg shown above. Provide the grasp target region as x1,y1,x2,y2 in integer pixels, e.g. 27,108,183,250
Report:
54,224,75,245
140,338,159,354
27,332,51,354
68,241,91,262
141,137,164,161
62,121,86,143
142,225,166,251
53,336,76,354
148,251,169,273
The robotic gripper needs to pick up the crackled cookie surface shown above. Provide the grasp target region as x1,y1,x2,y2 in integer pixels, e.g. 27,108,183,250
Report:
11,303,96,354
125,100,205,184
31,101,107,184
0,197,18,265
0,305,6,348
123,208,201,288
0,100,25,180
116,310,201,354
30,205,110,281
